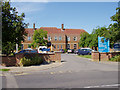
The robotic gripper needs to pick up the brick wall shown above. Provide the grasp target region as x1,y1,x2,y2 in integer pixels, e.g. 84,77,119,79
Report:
22,32,81,51
92,52,120,61
1,52,61,67
91,51,100,62
1,56,16,66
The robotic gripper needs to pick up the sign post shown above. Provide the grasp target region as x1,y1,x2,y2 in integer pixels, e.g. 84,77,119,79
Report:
98,37,110,52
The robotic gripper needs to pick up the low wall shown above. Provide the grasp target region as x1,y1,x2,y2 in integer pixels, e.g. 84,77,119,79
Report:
1,52,61,67
1,56,16,66
92,51,120,62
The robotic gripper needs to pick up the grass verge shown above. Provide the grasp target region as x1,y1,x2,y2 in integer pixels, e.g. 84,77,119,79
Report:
78,55,91,59
0,69,10,71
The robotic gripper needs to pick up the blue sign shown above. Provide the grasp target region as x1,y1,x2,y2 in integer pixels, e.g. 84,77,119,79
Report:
98,37,110,52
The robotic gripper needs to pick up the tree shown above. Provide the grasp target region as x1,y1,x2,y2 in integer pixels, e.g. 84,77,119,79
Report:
2,1,27,56
105,7,120,47
79,27,108,50
79,32,90,48
31,29,48,48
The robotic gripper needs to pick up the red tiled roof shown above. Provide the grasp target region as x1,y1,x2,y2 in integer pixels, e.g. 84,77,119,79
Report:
40,27,87,34
25,27,87,35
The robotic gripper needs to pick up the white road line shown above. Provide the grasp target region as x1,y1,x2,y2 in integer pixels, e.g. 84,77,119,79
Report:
5,73,19,88
84,84,120,88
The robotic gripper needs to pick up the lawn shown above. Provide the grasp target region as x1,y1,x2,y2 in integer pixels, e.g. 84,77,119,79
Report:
0,69,10,71
78,55,91,59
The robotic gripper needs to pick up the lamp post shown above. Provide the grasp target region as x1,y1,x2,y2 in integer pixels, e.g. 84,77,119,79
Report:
16,38,18,53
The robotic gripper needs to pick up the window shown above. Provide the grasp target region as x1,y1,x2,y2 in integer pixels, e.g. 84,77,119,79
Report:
67,37,70,41
57,45,59,49
54,45,56,49
74,44,77,49
28,37,31,41
67,44,70,49
73,37,77,41
59,36,62,41
48,36,51,41
61,45,63,49
55,36,57,41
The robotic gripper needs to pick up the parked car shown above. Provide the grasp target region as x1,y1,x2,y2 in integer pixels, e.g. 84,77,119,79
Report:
113,43,120,52
59,49,64,53
67,49,74,53
74,49,78,54
67,49,72,53
77,48,94,55
18,49,38,53
38,46,50,53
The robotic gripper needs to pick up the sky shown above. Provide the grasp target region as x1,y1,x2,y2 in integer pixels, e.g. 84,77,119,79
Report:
11,1,119,34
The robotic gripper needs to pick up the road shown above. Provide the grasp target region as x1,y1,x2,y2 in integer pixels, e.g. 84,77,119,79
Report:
2,54,119,89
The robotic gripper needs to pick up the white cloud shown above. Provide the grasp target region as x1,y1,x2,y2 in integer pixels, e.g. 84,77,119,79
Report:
11,2,46,15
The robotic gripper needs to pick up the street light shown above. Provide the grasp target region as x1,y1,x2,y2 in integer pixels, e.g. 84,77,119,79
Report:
16,38,18,53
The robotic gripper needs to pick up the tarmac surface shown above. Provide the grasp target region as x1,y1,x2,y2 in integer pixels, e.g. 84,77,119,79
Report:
1,53,119,89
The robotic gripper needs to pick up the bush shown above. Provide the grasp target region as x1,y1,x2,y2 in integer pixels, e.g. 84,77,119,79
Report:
19,55,43,66
64,49,67,53
109,55,120,62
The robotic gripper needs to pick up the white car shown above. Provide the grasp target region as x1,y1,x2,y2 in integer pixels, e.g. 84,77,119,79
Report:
38,46,47,53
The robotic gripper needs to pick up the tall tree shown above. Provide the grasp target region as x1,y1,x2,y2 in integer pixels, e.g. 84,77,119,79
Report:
2,1,27,56
79,26,108,50
90,27,108,50
79,32,90,48
105,7,120,47
31,29,48,48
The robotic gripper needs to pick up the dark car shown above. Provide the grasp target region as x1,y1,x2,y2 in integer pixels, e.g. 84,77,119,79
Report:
77,48,92,55
18,49,38,54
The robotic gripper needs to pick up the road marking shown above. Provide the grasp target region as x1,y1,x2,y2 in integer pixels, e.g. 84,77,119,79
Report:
84,84,120,88
5,73,19,88
50,72,55,74
59,71,63,73
15,73,29,76
0,74,4,76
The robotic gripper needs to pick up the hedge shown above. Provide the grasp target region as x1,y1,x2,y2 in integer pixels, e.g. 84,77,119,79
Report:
19,55,43,66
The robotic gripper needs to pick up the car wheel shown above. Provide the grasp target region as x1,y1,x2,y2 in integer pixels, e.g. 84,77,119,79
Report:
88,53,91,55
78,53,80,55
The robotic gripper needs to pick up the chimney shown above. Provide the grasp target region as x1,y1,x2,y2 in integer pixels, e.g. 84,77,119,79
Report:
62,24,64,30
33,23,35,30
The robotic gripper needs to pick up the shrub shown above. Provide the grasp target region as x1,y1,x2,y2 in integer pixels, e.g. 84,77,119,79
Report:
109,55,120,62
19,55,43,66
64,49,67,53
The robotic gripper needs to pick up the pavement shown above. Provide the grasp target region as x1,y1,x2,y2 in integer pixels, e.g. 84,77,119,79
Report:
1,62,62,74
